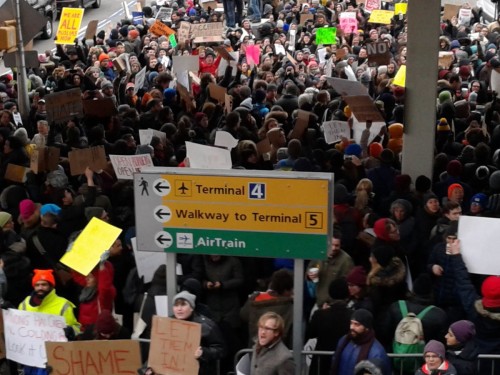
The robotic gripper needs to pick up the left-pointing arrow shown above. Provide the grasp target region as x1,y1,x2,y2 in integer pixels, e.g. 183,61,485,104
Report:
154,205,172,223
156,234,171,245
155,208,171,220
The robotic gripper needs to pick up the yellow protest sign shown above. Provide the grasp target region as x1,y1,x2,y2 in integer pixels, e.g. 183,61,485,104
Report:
56,8,85,45
393,65,406,87
60,217,122,275
395,3,407,15
369,9,394,24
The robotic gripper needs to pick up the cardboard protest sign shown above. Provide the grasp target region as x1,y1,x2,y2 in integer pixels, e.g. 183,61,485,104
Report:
83,98,118,118
443,4,461,21
30,147,60,174
458,216,500,275
5,164,29,183
315,27,337,45
176,83,196,112
344,96,385,122
339,12,357,34
323,120,350,144
61,217,122,276
214,46,234,61
84,20,98,40
3,309,66,368
178,21,191,44
438,51,454,69
300,13,314,24
45,88,83,124
245,45,260,66
110,154,154,180
148,316,202,375
288,110,310,140
256,138,271,155
150,19,175,36
186,141,232,169
56,8,85,45
46,340,141,375
68,145,107,176
208,83,226,103
325,77,369,96
201,0,217,10
392,64,406,87
368,10,394,24
191,22,224,43
366,41,391,66
364,0,380,12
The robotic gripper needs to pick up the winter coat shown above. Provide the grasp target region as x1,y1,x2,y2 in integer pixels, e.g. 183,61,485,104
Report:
240,291,294,347
250,339,295,375
367,257,408,318
306,300,351,375
414,360,457,375
428,241,462,308
202,256,244,328
446,340,479,375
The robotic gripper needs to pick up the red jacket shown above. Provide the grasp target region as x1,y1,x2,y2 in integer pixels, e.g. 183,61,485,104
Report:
74,261,116,331
199,55,222,76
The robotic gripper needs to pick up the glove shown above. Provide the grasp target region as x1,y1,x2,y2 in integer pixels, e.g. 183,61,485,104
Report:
63,326,75,341
100,250,110,263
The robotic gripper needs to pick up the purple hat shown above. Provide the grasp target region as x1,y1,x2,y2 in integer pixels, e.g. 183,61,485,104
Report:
424,340,446,359
450,320,476,343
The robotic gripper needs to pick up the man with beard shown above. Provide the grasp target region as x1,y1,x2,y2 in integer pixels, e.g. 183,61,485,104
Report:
18,270,80,374
330,309,391,375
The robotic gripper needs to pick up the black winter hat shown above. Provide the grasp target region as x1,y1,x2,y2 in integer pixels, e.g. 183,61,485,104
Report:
351,308,373,329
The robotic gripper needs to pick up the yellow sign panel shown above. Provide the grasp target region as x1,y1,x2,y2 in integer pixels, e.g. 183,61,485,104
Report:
165,175,329,206
395,3,407,15
60,217,122,275
369,9,394,24
160,201,328,234
393,64,406,87
56,8,85,45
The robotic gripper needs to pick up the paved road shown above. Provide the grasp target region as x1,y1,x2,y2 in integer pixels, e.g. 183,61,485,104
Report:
1,0,137,75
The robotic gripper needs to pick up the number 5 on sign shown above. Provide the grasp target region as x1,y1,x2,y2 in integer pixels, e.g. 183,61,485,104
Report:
305,212,323,229
249,183,266,200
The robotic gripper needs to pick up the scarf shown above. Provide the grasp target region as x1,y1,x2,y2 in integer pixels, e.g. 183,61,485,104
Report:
79,286,97,303
29,290,48,307
330,329,376,375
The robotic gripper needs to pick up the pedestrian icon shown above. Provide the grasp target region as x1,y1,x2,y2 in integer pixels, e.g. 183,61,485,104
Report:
139,177,149,196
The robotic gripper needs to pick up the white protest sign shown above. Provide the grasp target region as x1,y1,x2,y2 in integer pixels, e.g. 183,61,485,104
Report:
288,30,296,52
172,55,199,74
345,65,357,81
458,8,472,25
458,216,500,275
177,70,190,92
215,131,238,149
13,112,22,126
110,154,154,180
490,69,500,93
134,67,147,95
3,309,67,368
352,115,385,144
154,296,168,317
323,120,350,144
317,48,327,64
217,52,239,77
274,44,286,56
186,141,232,169
139,129,154,145
131,237,166,283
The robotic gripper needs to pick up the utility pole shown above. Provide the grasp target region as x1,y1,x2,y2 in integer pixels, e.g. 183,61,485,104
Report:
13,0,30,117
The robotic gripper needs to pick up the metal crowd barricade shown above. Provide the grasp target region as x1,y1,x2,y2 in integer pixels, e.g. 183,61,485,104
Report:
232,348,500,375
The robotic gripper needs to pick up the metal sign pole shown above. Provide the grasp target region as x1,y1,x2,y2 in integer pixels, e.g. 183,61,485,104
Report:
13,0,29,117
293,259,304,375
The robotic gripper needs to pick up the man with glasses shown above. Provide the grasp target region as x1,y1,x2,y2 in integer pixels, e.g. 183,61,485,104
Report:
250,312,295,375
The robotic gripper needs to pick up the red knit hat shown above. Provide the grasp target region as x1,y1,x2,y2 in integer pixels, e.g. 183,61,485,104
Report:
373,218,392,242
346,266,367,287
448,183,464,199
32,269,55,287
482,276,500,309
369,142,383,158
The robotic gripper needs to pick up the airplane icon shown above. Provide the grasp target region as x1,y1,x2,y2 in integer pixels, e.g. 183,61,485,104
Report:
178,182,189,195
179,235,190,243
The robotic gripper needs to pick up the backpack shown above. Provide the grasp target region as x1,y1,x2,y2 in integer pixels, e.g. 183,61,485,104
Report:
392,300,434,373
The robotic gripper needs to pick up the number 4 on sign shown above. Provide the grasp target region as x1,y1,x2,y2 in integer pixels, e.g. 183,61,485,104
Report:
249,183,266,200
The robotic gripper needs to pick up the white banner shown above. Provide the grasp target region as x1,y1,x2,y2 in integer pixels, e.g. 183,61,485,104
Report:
110,154,154,180
3,309,67,368
186,141,232,169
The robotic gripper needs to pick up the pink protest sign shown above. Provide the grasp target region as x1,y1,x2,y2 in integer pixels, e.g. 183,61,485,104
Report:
245,45,260,66
339,12,358,34
365,0,380,12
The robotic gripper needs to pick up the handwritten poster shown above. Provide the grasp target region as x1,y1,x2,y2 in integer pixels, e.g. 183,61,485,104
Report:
46,340,141,375
323,120,350,144
148,316,201,375
186,141,232,169
56,8,85,45
3,309,67,368
339,12,357,34
110,154,154,180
